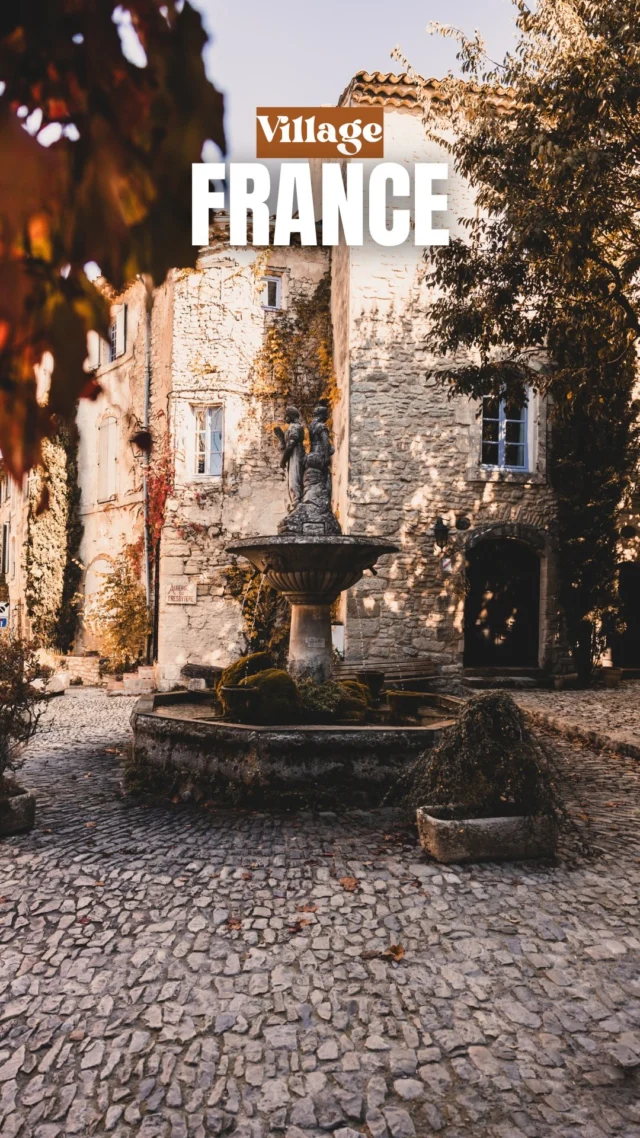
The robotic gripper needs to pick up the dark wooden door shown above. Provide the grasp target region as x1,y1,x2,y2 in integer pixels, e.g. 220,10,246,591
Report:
464,539,540,668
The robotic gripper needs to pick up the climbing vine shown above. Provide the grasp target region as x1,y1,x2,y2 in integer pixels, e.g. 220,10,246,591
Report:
84,544,150,670
25,421,83,652
254,272,336,423
222,563,290,665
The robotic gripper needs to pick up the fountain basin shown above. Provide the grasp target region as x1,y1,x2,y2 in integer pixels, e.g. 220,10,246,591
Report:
226,536,398,681
129,691,460,809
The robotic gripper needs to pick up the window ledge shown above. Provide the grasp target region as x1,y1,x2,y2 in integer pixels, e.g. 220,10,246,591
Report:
467,467,546,485
94,350,132,377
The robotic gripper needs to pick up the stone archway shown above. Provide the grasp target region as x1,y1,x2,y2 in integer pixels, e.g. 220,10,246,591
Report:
464,534,542,668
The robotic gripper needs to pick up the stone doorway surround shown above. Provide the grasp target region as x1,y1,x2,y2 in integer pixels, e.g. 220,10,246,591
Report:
462,522,552,672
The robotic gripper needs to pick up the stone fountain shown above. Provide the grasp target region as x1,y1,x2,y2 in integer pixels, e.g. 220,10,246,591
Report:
129,402,462,807
227,402,398,681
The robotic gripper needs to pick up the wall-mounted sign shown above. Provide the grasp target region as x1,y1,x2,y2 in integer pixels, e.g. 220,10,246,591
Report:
0,602,9,629
166,579,197,605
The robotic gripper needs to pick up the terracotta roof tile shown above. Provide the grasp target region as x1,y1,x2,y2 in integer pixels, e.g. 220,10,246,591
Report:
338,69,514,113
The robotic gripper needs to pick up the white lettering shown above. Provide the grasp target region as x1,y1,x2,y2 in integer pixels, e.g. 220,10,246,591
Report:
414,163,449,246
368,163,411,247
322,163,363,246
273,164,317,246
229,164,271,245
192,162,225,247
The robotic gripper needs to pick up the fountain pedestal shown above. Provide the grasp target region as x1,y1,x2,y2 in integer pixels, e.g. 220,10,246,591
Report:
289,604,333,681
226,536,398,683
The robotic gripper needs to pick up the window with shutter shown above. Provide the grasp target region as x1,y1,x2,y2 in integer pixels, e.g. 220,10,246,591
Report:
86,330,101,370
194,406,223,477
1,523,9,576
107,305,127,362
97,417,118,501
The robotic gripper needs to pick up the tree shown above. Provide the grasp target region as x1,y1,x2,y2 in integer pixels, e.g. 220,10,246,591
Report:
399,0,640,682
0,2,224,479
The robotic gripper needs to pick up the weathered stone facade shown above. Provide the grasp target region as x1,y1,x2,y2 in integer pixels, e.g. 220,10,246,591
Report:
156,244,329,686
3,69,639,684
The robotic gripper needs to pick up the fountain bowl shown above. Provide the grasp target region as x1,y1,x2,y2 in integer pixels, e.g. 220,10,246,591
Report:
226,535,399,604
227,535,399,682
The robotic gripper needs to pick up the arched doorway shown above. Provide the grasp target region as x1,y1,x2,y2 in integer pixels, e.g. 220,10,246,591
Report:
464,538,540,668
612,562,640,668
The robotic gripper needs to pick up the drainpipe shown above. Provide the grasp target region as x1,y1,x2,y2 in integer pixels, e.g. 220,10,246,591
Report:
141,278,152,662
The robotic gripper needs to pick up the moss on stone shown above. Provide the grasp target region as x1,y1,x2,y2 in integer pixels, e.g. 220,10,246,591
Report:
238,667,299,724
218,651,274,691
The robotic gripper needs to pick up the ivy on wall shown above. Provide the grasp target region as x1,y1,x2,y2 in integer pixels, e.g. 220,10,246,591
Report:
222,563,290,665
254,272,336,422
25,422,83,652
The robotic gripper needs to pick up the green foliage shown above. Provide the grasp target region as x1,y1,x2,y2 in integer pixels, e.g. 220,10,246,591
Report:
297,677,370,724
0,635,50,790
218,651,274,691
406,693,559,821
409,1,640,682
254,273,337,423
25,424,83,652
222,565,290,664
238,668,299,724
84,548,150,670
0,2,225,480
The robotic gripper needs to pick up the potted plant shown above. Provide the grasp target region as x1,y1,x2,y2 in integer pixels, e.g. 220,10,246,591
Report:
0,636,50,837
408,692,560,863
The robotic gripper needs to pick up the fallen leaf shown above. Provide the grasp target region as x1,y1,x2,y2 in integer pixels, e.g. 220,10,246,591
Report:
382,944,405,962
85,822,96,828
296,903,318,913
242,872,252,881
340,876,359,892
227,917,242,930
93,881,105,887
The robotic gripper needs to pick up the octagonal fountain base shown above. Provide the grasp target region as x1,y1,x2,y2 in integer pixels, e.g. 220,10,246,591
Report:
128,692,461,809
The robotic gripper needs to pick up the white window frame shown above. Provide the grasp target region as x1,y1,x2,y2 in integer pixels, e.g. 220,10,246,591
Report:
262,275,282,311
108,304,127,362
193,405,224,479
481,395,529,472
97,416,118,503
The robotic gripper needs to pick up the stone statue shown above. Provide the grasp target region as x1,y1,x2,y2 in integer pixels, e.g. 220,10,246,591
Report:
274,407,304,506
276,399,342,537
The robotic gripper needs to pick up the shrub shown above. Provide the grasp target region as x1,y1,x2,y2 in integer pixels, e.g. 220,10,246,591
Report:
238,668,299,724
406,692,559,821
218,651,274,691
84,549,150,671
0,636,50,793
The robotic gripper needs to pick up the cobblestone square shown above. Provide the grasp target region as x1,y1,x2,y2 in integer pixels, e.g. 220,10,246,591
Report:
1,690,639,1138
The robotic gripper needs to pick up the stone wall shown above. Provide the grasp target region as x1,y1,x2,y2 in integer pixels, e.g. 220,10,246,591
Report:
334,107,563,678
156,244,329,687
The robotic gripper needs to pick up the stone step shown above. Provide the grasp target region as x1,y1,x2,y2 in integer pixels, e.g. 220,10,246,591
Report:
464,674,547,691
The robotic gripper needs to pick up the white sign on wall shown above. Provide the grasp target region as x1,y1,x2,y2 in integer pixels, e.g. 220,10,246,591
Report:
166,578,198,605
0,602,9,630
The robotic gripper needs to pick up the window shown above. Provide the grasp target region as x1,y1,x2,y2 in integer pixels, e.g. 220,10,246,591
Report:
97,417,118,501
194,406,223,477
262,276,282,310
108,304,127,362
1,523,9,577
10,536,15,580
86,306,127,369
481,396,528,471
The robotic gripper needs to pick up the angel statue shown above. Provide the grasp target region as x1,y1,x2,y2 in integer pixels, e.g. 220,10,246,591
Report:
274,406,305,507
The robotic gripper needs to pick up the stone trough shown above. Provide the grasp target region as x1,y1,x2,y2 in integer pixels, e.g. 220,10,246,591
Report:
129,691,461,808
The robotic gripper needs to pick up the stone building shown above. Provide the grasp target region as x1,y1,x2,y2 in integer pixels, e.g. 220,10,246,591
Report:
1,70,638,684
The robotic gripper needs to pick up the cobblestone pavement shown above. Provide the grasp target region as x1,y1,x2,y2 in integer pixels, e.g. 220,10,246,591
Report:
517,681,640,757
1,690,640,1138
